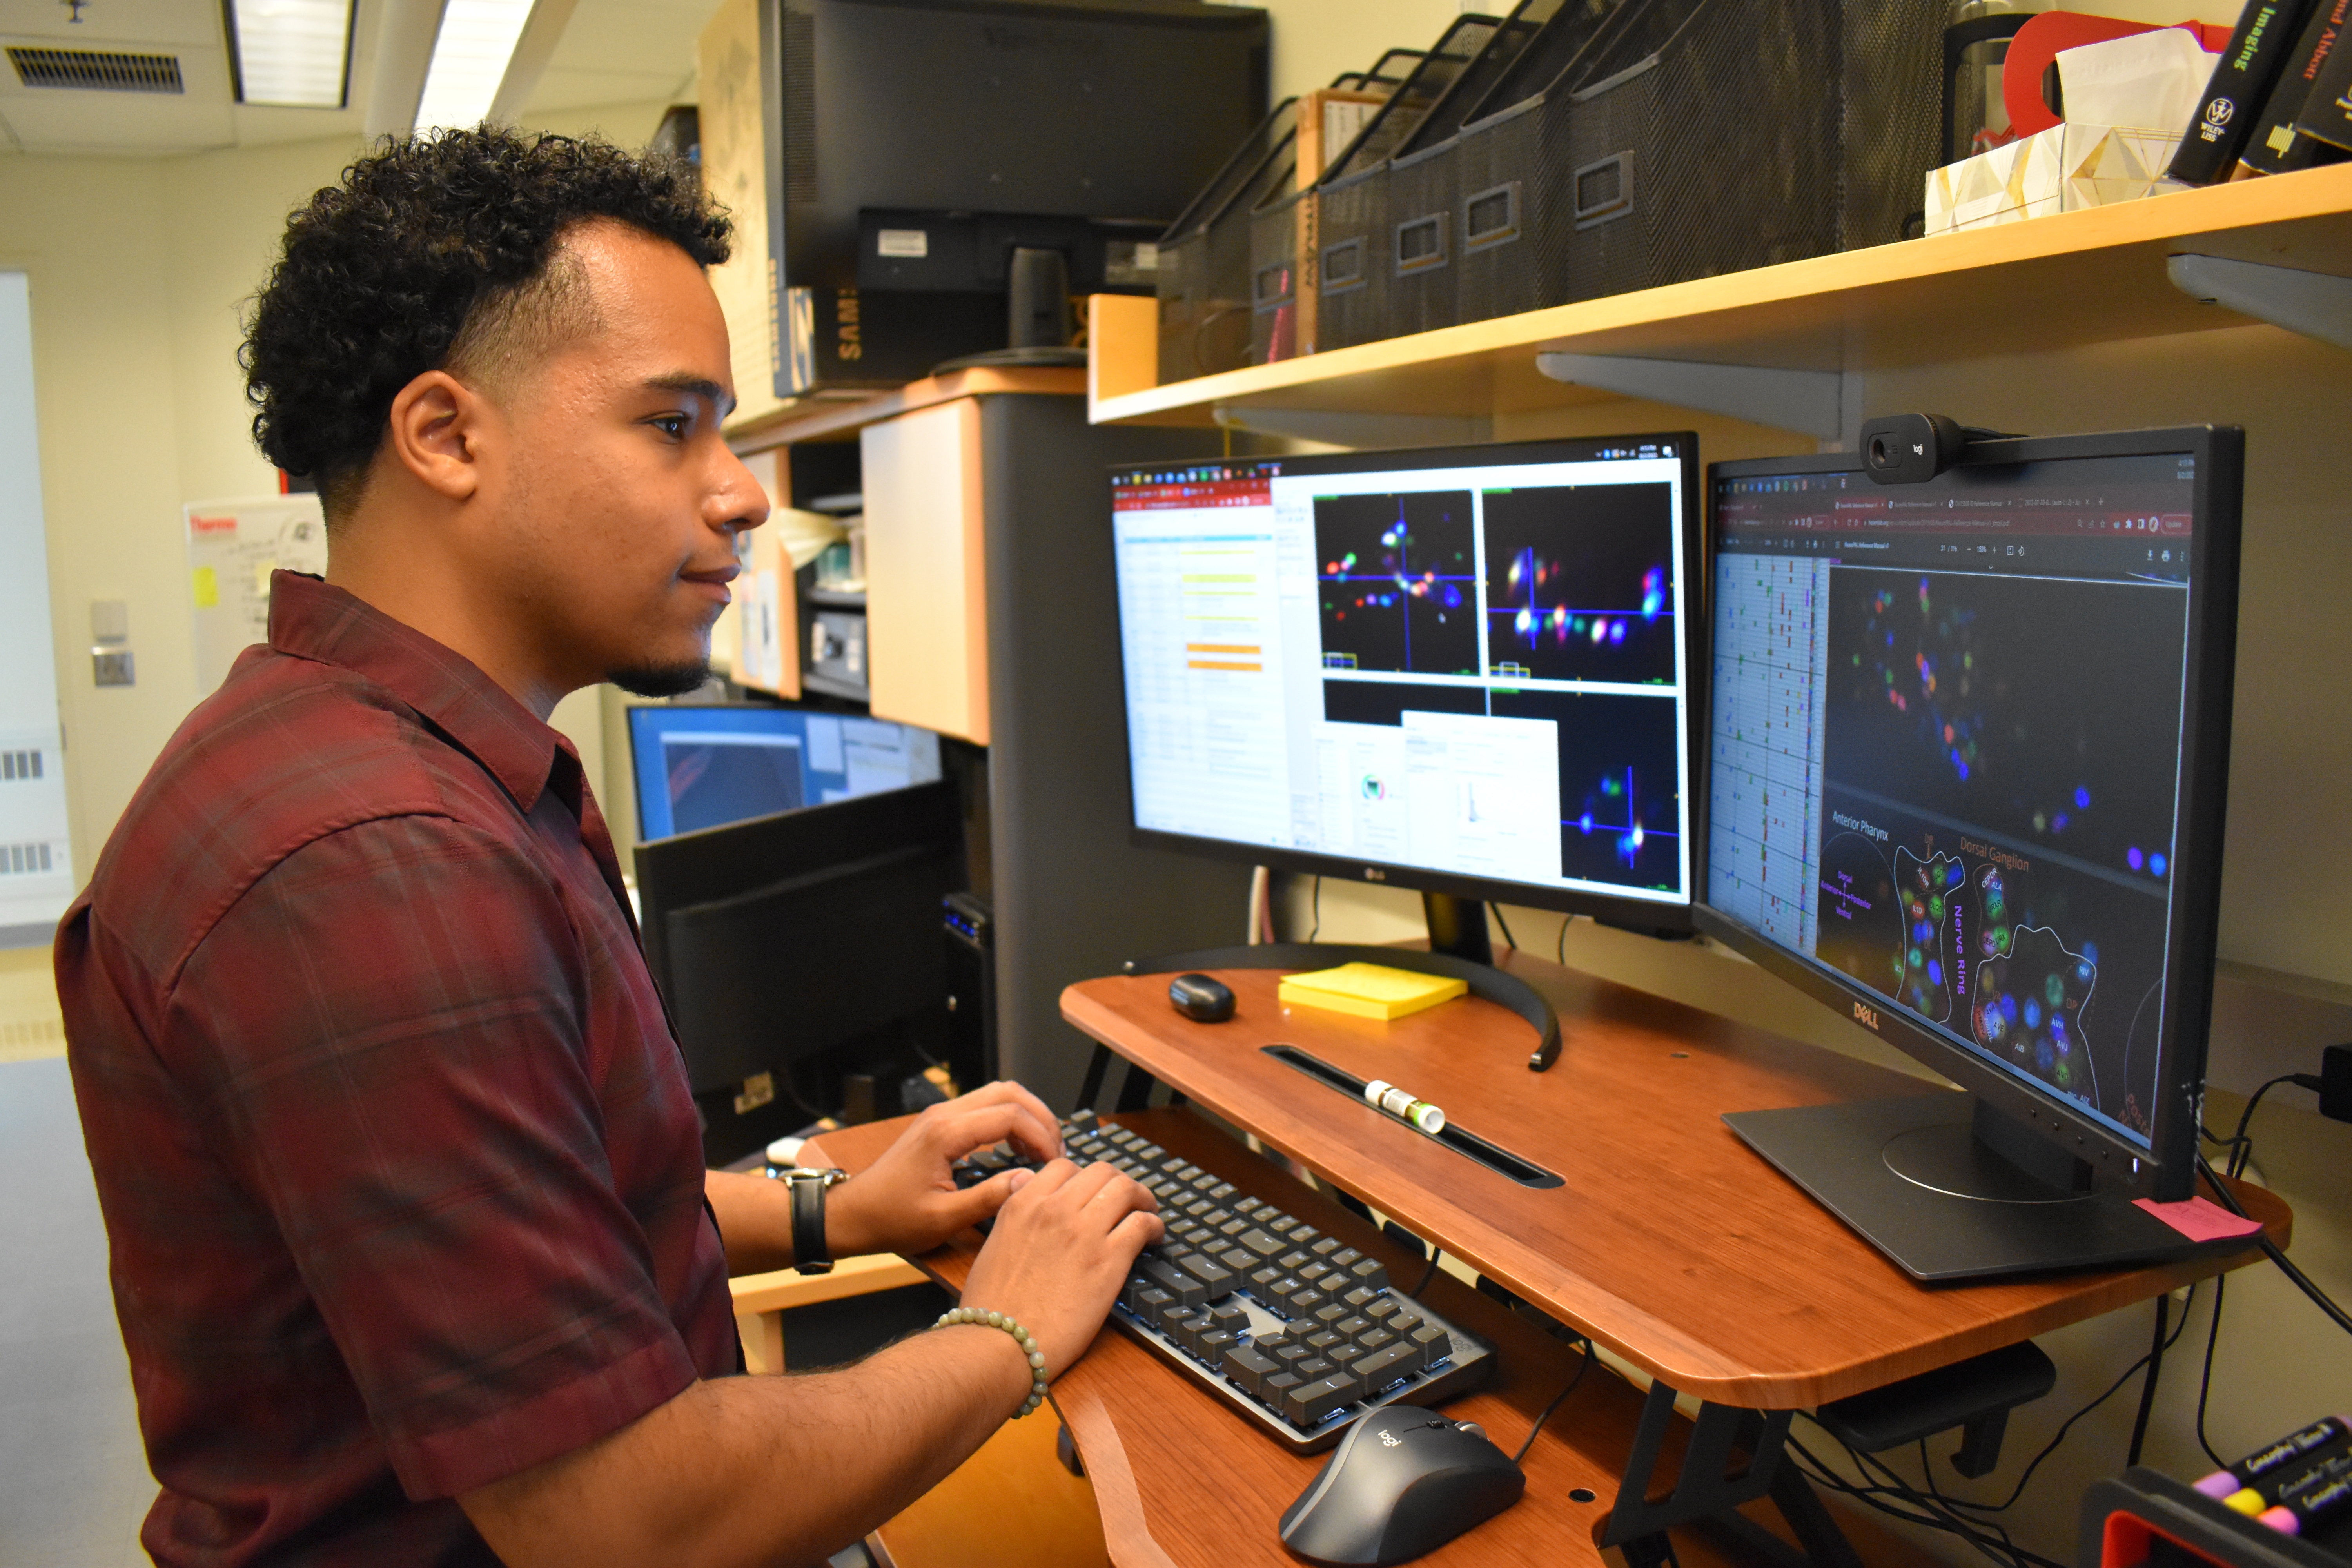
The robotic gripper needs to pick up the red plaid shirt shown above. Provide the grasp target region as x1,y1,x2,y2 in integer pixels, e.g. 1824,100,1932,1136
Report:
57,573,737,1566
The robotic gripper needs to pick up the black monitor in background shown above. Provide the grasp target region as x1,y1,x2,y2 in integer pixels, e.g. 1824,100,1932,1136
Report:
1109,434,1704,985
635,782,964,1167
1699,425,2246,1281
766,0,1267,373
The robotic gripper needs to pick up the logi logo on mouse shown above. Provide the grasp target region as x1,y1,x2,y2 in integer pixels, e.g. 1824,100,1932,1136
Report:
1378,1429,1401,1447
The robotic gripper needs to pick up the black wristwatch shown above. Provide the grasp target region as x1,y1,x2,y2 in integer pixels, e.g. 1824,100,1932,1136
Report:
776,1167,849,1274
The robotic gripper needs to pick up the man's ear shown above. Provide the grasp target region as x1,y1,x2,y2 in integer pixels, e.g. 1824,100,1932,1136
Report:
385,370,491,503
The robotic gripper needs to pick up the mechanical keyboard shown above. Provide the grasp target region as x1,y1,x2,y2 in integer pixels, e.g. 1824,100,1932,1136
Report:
953,1110,1496,1454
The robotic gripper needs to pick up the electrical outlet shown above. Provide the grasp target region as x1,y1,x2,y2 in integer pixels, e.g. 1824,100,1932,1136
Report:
92,649,134,687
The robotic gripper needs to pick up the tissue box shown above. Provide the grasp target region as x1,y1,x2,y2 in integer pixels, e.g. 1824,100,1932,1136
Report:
1925,123,2183,236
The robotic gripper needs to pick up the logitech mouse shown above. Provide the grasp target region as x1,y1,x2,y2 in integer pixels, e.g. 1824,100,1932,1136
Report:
1278,1410,1525,1565
1168,972,1236,1022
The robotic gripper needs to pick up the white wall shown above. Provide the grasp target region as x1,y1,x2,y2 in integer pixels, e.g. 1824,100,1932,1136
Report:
0,101,668,882
0,272,74,940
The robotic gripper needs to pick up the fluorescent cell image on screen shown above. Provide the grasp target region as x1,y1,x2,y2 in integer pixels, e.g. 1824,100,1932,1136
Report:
1315,490,1479,676
1481,483,1677,685
1490,687,1681,891
663,733,805,834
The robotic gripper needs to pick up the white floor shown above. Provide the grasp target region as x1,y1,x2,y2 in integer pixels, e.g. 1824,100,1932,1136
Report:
0,1055,153,1565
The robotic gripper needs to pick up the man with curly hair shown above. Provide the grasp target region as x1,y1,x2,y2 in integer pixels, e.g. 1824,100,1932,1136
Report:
56,127,1159,1567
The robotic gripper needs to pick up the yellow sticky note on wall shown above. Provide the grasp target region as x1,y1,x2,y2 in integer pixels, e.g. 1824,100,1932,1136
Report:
191,566,219,608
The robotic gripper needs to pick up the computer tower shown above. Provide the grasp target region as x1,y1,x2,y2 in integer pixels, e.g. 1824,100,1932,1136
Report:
942,891,997,1092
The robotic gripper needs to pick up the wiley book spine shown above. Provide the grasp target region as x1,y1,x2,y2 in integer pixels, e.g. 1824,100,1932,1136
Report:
2237,0,2352,172
2170,0,2326,182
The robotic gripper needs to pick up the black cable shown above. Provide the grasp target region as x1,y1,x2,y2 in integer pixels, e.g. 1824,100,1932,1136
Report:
1788,1435,2056,1568
2223,1075,2299,1179
1511,1338,1594,1464
1557,913,1573,965
1489,903,1519,953
2126,1290,2170,1466
2196,1153,2352,1337
2196,1272,2230,1468
1409,1251,1441,1298
1847,1441,2063,1568
1307,876,1321,943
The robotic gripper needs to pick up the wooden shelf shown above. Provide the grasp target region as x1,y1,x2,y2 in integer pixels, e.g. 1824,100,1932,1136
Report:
1087,163,2352,436
727,364,1086,453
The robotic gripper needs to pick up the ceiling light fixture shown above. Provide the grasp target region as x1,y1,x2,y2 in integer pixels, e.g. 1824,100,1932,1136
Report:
223,0,355,110
413,0,535,133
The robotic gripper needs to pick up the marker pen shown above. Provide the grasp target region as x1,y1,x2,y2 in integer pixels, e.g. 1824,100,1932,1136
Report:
1362,1078,1446,1134
2196,1416,2351,1500
2259,1468,2352,1537
2223,1448,2352,1516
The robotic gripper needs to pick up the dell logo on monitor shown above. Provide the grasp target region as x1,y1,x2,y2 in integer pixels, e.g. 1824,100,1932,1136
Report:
1853,1002,1881,1031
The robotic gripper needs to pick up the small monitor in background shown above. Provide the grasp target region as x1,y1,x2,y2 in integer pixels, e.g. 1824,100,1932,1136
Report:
628,704,944,842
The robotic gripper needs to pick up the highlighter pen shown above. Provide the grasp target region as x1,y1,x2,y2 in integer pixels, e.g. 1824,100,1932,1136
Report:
2259,1468,2352,1536
2224,1448,2352,1517
2197,1416,2352,1499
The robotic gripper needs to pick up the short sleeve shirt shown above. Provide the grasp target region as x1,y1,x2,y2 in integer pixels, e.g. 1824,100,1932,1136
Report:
55,573,738,1567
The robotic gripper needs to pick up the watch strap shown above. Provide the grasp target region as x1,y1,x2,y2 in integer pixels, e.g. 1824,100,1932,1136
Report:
789,1171,834,1274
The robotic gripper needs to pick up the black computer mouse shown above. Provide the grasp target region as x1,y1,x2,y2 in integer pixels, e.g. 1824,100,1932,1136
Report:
1168,972,1235,1022
1278,1410,1525,1565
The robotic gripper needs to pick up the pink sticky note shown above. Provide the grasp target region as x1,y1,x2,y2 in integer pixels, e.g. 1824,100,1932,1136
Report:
2135,1195,2265,1243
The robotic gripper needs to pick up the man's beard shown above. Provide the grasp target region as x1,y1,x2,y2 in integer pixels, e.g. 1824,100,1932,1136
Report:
607,658,713,699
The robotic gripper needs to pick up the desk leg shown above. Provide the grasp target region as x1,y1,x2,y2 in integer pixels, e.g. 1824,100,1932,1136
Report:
1602,1383,1806,1561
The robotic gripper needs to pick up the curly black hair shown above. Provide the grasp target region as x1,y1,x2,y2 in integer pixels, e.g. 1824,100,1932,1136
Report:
243,126,731,518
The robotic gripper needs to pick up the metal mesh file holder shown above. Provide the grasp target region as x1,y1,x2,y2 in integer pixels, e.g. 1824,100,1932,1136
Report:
1156,99,1301,382
1248,181,1307,365
1454,0,1942,324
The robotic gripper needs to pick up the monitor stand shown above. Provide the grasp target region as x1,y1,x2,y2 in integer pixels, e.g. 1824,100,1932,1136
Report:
1722,1093,2233,1282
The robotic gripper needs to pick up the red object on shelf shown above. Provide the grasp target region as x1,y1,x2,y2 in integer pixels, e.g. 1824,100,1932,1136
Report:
2003,11,2234,137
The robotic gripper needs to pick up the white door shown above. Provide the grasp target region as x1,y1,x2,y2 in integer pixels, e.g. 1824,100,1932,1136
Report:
0,272,76,943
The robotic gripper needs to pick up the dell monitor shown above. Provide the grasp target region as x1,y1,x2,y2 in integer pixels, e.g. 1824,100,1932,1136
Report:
1109,434,1704,973
1699,425,2245,1280
629,702,942,842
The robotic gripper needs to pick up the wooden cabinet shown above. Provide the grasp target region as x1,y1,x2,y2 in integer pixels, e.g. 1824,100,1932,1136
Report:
860,397,989,743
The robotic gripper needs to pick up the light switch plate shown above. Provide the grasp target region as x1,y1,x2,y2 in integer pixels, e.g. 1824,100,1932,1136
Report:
93,649,134,687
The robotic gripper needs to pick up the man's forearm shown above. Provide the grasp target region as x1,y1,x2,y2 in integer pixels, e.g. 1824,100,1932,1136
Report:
465,1322,1033,1568
706,1168,799,1274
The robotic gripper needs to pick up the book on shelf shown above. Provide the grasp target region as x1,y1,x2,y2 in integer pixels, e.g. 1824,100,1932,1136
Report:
2236,0,2352,173
2170,0,2326,182
2292,4,2352,147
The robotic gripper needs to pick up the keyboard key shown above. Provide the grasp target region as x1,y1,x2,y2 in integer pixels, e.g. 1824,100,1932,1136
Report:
1303,1330,1343,1354
1136,1256,1207,1308
1290,1227,1323,1247
1284,1375,1360,1428
1247,1267,1281,1294
1332,1315,1371,1339
1197,1329,1238,1364
1218,1249,1256,1275
1263,1371,1302,1407
1208,1183,1238,1201
1310,1237,1343,1258
1312,1303,1350,1329
1209,1303,1249,1332
1175,1252,1238,1299
1346,1259,1392,1292
1293,1356,1335,1382
1328,1247,1363,1270
1349,1341,1420,1390
1386,1310,1421,1335
1271,1216,1300,1235
1129,1285,1173,1321
1267,1341,1308,1367
1297,1262,1334,1288
1217,1218,1252,1240
1364,1297,1401,1322
1408,1325,1450,1367
1341,1288,1378,1310
1288,1290,1327,1316
1222,1344,1278,1397
1354,1328,1395,1355
1238,1229,1287,1259
1264,1276,1305,1305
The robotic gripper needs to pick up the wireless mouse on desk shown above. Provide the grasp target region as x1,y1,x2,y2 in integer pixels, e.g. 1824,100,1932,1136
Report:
1278,1410,1525,1565
1167,971,1235,1022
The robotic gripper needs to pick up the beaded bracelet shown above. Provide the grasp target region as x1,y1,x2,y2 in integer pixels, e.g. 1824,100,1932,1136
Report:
935,1306,1050,1418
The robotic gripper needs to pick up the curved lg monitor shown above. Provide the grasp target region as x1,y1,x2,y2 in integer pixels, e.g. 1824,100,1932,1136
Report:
1109,434,1702,928
1697,426,2244,1274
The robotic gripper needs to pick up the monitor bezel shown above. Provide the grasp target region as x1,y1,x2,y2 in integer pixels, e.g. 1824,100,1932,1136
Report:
1694,424,2243,1203
1109,432,1708,930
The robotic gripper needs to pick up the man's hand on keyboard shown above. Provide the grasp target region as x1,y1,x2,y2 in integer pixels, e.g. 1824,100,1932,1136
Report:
960,1159,1164,1380
824,1081,1066,1259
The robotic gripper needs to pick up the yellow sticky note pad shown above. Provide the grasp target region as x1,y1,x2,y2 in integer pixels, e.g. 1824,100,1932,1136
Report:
1278,962,1467,1022
191,566,219,608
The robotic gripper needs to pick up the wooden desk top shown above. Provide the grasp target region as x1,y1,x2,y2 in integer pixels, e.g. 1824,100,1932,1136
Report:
1060,953,2289,1409
817,1108,1709,1568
